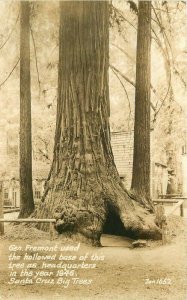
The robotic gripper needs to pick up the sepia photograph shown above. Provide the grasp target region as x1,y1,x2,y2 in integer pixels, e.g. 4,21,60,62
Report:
0,1,186,299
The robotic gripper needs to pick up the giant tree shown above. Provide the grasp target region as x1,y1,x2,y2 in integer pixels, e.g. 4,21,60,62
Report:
35,1,161,245
131,1,153,210
19,1,34,218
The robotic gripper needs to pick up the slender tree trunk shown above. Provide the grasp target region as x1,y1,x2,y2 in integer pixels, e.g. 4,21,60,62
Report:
163,58,177,194
155,4,178,194
0,182,4,235
131,1,153,210
35,1,161,245
19,1,34,218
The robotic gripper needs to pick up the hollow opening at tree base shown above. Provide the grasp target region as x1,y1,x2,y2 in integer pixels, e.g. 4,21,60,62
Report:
103,204,150,240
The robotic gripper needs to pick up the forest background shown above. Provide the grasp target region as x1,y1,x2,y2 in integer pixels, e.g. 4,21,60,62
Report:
0,0,186,194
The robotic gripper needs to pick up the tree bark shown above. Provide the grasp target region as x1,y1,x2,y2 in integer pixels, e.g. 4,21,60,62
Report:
131,1,153,210
35,1,161,245
19,1,34,218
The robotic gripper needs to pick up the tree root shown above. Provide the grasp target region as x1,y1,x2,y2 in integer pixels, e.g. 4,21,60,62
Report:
34,186,162,245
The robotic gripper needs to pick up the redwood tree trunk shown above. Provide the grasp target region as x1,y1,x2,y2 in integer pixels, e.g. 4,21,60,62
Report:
131,1,153,210
35,1,161,245
19,1,34,218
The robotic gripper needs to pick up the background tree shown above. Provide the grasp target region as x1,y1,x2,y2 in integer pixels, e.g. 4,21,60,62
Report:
151,1,186,195
0,182,4,235
35,1,161,245
19,1,34,218
131,1,153,209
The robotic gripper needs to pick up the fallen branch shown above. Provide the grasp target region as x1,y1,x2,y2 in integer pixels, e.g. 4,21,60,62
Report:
0,218,55,223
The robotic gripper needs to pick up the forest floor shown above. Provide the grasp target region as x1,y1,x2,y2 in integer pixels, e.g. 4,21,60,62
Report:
0,215,186,300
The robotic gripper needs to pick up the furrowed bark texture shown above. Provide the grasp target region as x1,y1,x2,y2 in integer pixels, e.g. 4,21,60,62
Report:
131,1,153,210
19,1,34,218
35,1,161,245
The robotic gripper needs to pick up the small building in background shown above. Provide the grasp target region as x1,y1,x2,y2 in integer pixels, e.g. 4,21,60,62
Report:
0,123,50,208
111,131,168,198
2,167,49,208
111,131,133,187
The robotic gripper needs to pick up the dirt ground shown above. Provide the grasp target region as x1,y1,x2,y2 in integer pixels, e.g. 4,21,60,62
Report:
0,215,186,300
